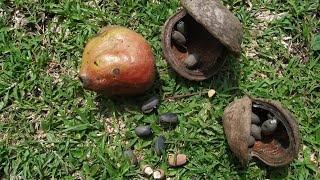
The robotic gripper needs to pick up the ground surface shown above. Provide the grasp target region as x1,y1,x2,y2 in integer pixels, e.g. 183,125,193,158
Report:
0,0,319,179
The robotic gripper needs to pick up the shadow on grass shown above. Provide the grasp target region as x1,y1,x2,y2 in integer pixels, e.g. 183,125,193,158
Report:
166,54,242,99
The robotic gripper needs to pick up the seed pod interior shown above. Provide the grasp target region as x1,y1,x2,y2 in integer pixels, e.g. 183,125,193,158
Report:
161,0,243,80
222,95,300,167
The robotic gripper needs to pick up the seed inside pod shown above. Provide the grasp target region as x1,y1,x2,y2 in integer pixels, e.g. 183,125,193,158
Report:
261,119,277,135
248,135,255,147
155,136,166,156
123,149,138,166
250,124,262,140
251,112,260,124
159,113,178,126
153,169,165,180
176,21,187,36
171,30,186,46
142,165,153,177
141,96,159,113
168,153,187,167
135,125,153,138
184,54,199,68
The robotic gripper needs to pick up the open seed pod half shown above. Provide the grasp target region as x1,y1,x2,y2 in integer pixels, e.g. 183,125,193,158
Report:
161,0,243,80
222,95,300,167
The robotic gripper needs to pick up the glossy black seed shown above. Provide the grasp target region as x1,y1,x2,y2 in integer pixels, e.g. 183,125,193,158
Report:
251,112,260,124
251,124,262,140
141,96,159,113
135,125,153,138
123,149,138,165
155,136,166,156
159,113,178,126
171,30,186,46
176,21,187,36
261,119,277,135
248,135,255,147
184,54,199,68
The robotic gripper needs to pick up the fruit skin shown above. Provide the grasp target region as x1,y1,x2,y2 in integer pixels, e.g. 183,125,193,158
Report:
79,25,155,95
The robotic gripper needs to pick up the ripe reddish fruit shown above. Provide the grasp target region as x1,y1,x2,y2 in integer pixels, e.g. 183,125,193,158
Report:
79,25,155,95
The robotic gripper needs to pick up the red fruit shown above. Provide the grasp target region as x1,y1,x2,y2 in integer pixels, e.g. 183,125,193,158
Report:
79,25,155,95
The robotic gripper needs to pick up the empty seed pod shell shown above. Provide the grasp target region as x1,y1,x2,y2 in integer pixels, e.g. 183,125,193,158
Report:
172,30,186,46
251,124,262,140
248,135,256,147
261,119,278,135
159,113,178,126
168,153,187,167
141,96,159,113
222,95,300,167
135,125,153,138
142,165,153,177
153,169,165,180
176,20,187,36
184,54,199,68
251,112,261,124
155,136,166,156
161,0,243,80
123,149,138,166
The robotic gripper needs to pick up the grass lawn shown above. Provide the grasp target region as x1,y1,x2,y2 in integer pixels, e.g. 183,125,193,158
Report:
0,0,319,179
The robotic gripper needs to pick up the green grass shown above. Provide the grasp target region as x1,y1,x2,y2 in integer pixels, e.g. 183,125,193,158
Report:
0,0,319,179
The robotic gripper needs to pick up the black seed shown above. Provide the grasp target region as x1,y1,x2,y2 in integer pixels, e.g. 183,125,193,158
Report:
176,21,187,36
248,135,255,147
159,113,178,126
261,119,277,135
155,136,166,156
251,124,262,140
251,112,260,124
141,96,159,113
171,30,186,46
123,149,138,165
135,125,153,138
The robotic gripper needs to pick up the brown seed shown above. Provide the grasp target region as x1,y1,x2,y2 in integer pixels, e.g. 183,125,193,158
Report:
142,165,153,177
168,153,187,167
153,169,165,180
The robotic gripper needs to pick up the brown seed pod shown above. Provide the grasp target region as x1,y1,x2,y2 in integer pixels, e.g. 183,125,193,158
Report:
161,0,243,80
222,95,300,167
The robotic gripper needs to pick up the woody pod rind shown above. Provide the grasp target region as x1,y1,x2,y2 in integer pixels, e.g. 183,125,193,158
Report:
161,0,243,80
222,96,300,167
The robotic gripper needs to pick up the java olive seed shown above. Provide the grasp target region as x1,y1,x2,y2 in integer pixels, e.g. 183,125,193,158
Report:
123,149,138,166
142,165,153,177
248,135,255,147
261,119,277,135
159,113,178,126
176,21,187,36
168,153,187,167
251,124,262,140
141,96,159,113
251,112,260,124
172,30,186,46
155,136,166,156
135,125,153,138
184,54,199,68
153,169,165,180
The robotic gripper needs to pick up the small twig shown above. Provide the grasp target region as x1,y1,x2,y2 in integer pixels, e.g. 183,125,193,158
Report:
164,92,207,101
